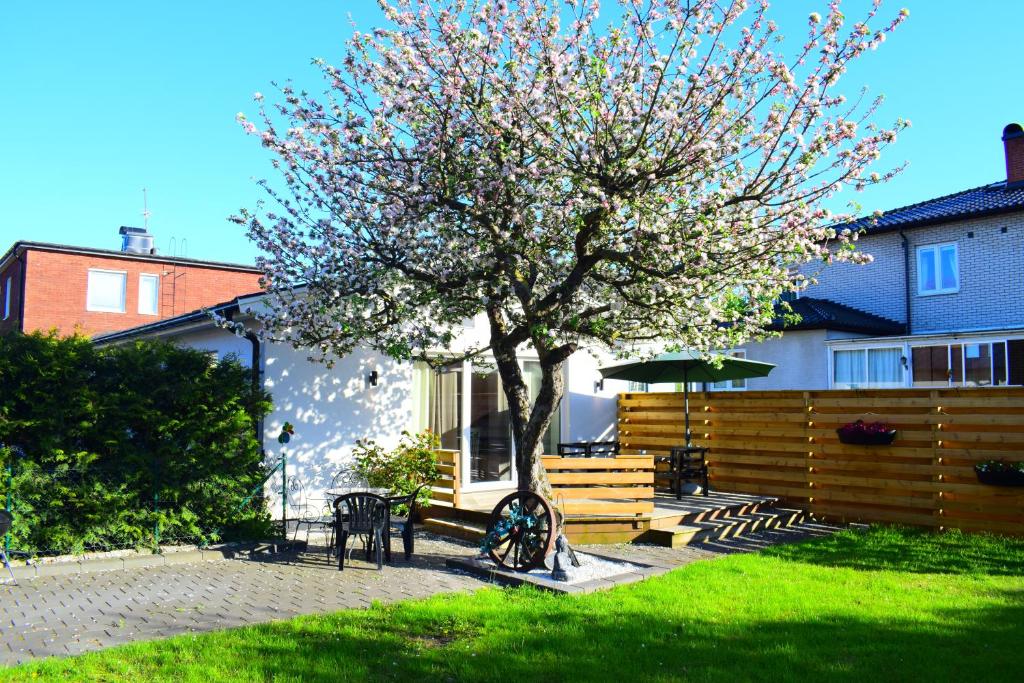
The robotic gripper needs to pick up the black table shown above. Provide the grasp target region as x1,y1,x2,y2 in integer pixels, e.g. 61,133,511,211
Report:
657,445,709,499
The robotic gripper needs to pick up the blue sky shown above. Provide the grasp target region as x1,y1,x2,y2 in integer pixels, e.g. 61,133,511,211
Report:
1,1,1020,264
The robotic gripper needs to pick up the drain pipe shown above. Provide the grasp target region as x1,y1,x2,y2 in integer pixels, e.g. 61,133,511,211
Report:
226,308,265,454
899,230,911,335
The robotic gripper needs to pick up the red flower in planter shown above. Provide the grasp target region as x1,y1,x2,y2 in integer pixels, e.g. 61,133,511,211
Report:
838,419,892,436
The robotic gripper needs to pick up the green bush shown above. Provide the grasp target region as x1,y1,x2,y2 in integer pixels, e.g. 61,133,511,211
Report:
0,331,274,555
353,430,440,512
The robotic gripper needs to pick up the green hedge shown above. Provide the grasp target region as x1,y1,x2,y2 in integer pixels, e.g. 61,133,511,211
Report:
0,332,273,555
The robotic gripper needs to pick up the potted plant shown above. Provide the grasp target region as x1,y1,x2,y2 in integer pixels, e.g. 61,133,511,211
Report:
974,460,1024,487
836,419,897,446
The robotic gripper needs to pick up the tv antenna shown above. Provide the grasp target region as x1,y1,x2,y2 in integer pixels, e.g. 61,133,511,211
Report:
142,187,152,231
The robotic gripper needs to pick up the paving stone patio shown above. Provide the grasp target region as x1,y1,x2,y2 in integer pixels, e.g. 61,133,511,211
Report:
0,522,840,666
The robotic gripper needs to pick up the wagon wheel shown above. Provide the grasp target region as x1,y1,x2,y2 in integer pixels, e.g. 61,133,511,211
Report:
486,490,557,571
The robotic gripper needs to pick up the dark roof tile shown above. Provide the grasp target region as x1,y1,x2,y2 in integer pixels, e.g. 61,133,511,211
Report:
839,180,1024,234
770,297,904,336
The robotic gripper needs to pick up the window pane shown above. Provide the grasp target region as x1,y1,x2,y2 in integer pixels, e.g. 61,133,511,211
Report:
994,342,1007,385
1009,340,1024,386
3,276,10,319
138,275,159,315
918,248,936,292
950,344,963,384
939,245,958,290
964,343,991,386
912,346,948,386
86,271,126,312
470,368,511,483
868,348,903,384
834,350,866,385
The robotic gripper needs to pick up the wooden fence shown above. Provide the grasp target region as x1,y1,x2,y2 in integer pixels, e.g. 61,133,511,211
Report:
428,449,461,508
541,455,655,517
618,389,1024,536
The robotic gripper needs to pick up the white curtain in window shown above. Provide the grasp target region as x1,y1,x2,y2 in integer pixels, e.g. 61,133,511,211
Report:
834,350,866,385
86,270,126,312
939,245,958,290
868,348,903,384
411,362,432,433
138,275,159,315
918,249,936,292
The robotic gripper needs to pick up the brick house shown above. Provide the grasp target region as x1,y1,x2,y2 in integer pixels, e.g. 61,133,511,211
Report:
0,227,263,337
735,123,1024,390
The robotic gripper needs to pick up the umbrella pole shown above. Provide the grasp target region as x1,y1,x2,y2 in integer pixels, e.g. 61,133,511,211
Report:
683,366,691,447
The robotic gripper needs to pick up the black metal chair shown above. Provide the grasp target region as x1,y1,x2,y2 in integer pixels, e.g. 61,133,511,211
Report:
587,440,620,457
670,446,709,499
0,510,16,584
557,442,589,457
334,493,388,570
385,484,428,562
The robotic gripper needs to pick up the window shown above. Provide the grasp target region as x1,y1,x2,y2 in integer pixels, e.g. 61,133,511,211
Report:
710,350,747,390
912,341,1014,387
2,276,10,320
138,274,160,315
86,270,127,313
917,243,959,295
833,347,904,388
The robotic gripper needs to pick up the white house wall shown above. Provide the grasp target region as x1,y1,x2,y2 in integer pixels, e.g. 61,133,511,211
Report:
739,330,832,390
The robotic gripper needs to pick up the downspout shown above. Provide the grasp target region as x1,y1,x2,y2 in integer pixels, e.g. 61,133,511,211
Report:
225,308,265,454
16,249,27,331
899,230,911,335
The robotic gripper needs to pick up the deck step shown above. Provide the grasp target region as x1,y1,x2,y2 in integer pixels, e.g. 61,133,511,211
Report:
422,517,487,543
643,507,806,548
650,495,780,530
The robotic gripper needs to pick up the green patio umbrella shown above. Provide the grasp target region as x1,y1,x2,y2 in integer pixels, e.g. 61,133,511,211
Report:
598,351,776,447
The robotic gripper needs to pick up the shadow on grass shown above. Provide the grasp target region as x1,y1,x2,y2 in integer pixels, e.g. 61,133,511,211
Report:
760,525,1024,576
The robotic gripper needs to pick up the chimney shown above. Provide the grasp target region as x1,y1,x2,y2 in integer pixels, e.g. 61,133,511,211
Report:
119,226,156,255
1003,123,1024,187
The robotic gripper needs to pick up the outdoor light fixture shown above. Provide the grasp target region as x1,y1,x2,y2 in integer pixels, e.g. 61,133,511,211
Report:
368,370,379,387
594,379,604,392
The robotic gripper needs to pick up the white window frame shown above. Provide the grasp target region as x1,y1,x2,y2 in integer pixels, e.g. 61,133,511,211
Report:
916,242,959,296
2,276,11,320
86,269,128,313
830,344,906,389
138,273,160,316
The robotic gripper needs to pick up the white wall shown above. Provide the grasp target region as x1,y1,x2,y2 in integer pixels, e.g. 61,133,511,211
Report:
563,349,625,443
260,342,416,516
739,330,832,390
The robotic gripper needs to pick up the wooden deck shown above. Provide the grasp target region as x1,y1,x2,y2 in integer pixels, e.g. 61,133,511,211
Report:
422,489,787,546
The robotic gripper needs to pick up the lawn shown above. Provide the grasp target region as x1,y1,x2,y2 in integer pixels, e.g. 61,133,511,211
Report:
5,526,1023,682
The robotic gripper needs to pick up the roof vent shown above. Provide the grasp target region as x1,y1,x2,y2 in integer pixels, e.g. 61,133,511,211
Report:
119,226,156,255
1002,123,1024,187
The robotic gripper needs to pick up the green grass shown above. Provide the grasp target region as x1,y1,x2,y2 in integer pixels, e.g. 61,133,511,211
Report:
5,526,1023,682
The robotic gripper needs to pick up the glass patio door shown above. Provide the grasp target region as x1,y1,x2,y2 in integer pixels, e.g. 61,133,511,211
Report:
468,367,513,485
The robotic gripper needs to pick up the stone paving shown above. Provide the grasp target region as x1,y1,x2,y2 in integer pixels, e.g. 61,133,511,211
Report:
0,522,841,666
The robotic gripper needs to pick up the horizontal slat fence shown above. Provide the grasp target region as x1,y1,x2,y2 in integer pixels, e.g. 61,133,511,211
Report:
619,389,1024,536
429,449,460,508
541,455,655,517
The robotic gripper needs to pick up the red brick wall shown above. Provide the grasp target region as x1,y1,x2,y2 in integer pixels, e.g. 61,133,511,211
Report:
0,255,25,335
21,249,263,337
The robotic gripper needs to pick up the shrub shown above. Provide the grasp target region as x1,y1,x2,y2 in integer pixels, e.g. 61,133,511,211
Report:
352,430,440,511
0,331,274,554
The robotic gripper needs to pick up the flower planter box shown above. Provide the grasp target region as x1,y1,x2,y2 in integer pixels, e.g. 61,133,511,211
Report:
974,467,1024,487
835,429,897,446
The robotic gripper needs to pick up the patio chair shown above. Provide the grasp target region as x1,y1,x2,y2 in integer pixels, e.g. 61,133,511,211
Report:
334,493,388,571
386,484,427,562
0,510,15,584
557,442,589,457
669,446,709,499
586,440,620,457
